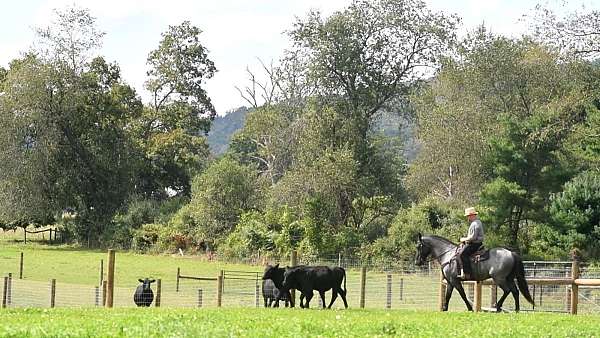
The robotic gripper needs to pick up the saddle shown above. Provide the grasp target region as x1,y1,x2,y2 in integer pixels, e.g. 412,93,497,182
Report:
454,245,490,269
469,247,490,263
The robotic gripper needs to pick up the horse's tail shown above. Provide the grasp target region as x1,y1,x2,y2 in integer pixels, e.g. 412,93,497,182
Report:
513,253,535,306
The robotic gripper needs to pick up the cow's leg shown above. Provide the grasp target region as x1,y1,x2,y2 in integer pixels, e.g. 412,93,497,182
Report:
288,290,295,308
264,297,268,308
304,291,314,309
328,288,338,309
273,299,280,308
319,291,326,309
339,287,348,309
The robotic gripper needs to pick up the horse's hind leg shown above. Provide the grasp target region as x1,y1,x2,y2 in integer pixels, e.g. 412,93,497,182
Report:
508,280,520,312
453,282,473,311
495,282,511,312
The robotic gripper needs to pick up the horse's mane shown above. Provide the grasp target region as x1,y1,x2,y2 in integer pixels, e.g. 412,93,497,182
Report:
424,234,457,246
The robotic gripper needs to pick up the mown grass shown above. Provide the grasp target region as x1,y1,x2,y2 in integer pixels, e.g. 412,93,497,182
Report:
0,307,598,337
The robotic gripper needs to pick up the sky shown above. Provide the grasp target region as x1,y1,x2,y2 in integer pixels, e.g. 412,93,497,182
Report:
0,0,597,114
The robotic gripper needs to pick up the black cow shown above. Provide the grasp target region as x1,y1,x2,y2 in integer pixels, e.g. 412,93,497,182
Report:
278,265,348,309
134,278,155,307
262,279,290,307
262,264,296,307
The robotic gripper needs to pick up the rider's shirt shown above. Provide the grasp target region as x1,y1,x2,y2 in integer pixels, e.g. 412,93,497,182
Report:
465,219,484,244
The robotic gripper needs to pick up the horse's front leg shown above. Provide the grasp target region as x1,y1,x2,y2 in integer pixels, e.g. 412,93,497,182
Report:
443,283,454,311
454,282,473,311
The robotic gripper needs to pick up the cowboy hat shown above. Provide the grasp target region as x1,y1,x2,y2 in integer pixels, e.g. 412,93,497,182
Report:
464,207,478,216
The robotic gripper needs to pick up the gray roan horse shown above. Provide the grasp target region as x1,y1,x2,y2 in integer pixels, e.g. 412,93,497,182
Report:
416,233,534,312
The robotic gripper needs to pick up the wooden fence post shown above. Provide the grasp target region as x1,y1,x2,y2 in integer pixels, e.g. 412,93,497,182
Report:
106,249,115,308
386,274,392,309
7,273,11,306
50,279,56,308
2,277,7,308
474,281,482,312
19,252,24,279
155,279,162,307
198,289,203,308
438,271,446,311
290,250,298,306
565,270,571,312
570,259,579,315
399,278,404,301
216,275,223,307
102,281,107,306
255,282,260,308
359,266,366,308
176,267,180,292
99,259,104,287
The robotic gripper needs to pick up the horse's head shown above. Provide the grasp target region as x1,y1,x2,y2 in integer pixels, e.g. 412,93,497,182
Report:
415,233,431,266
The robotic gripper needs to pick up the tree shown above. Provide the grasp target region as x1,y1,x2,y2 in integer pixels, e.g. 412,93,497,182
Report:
179,158,264,249
548,170,600,257
528,3,600,58
34,6,105,73
132,21,217,196
0,7,145,245
288,0,458,136
285,0,458,199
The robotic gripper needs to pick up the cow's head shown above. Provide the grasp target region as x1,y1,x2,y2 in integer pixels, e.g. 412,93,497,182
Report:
281,268,299,289
138,278,156,291
262,263,279,280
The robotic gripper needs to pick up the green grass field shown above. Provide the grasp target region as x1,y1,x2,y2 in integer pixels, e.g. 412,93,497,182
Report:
3,229,600,337
1,308,598,337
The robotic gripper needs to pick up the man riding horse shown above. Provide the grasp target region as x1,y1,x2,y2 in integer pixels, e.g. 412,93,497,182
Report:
458,207,484,280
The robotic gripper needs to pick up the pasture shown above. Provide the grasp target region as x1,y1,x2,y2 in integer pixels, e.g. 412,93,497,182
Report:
2,308,599,337
2,229,600,313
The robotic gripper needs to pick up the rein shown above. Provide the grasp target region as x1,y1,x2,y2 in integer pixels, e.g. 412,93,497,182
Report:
427,247,456,263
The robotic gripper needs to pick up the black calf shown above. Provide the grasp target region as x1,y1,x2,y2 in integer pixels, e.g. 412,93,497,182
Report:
262,279,290,307
134,278,155,307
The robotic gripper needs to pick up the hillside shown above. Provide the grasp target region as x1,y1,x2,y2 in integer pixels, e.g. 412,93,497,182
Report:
207,106,249,155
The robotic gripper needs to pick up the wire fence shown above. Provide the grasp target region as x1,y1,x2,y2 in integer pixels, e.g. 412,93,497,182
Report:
3,255,600,313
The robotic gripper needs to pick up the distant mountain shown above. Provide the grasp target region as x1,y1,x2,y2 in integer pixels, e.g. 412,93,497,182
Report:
207,106,249,155
372,109,419,163
206,105,418,161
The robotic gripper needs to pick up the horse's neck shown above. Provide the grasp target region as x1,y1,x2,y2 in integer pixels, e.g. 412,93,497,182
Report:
428,238,457,265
